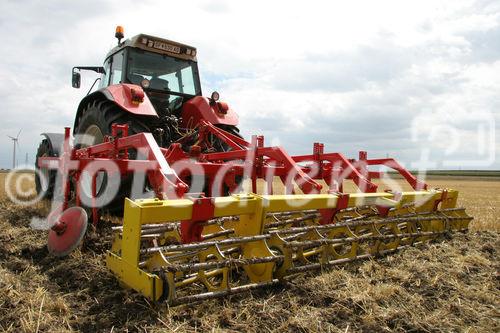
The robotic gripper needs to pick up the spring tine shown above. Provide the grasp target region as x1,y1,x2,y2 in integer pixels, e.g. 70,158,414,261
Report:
286,247,408,274
202,229,234,240
141,234,271,254
269,215,469,235
220,246,240,256
112,222,179,231
171,280,280,305
266,213,319,228
284,231,447,249
164,255,284,273
141,225,178,235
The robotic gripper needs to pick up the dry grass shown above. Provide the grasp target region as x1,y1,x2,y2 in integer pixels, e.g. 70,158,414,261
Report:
0,172,36,201
0,173,499,332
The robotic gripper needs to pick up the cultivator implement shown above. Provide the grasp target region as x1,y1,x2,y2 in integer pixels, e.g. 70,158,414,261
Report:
37,123,472,305
35,28,472,306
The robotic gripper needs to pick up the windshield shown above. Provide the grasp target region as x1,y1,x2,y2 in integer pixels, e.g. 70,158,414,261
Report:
126,48,201,96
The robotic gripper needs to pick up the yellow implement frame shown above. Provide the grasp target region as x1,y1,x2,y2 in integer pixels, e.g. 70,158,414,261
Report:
106,189,462,302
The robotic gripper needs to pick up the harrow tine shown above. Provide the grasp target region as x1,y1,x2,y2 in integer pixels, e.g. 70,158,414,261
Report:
112,222,179,231
269,214,471,236
141,234,271,254
171,280,281,306
141,225,178,235
265,213,319,229
202,229,235,240
163,255,284,273
286,248,407,274
283,231,449,250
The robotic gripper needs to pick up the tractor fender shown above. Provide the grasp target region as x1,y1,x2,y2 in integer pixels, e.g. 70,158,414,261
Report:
180,96,239,128
73,84,158,132
40,133,65,157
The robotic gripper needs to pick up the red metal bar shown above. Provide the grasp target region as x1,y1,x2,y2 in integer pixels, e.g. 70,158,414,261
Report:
366,158,427,190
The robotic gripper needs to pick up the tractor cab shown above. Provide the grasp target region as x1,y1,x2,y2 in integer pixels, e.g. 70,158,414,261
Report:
71,27,202,117
70,26,239,154
100,32,202,116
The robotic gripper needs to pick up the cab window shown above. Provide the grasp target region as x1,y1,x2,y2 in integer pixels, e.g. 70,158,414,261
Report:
110,51,124,85
99,58,111,88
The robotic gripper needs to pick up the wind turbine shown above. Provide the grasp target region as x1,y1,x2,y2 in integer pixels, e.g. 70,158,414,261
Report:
7,129,21,169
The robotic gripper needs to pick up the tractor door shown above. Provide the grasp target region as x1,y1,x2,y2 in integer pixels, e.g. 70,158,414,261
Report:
99,50,126,88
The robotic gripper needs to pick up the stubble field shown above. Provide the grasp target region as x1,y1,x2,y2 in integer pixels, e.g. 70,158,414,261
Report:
0,172,498,332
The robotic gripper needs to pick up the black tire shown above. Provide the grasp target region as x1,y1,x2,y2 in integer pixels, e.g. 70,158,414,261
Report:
75,100,150,149
208,124,244,196
210,124,243,153
217,124,243,139
74,99,151,214
35,139,57,200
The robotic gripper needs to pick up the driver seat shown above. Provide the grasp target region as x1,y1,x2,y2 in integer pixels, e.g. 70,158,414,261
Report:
148,78,171,115
149,77,169,90
128,74,144,85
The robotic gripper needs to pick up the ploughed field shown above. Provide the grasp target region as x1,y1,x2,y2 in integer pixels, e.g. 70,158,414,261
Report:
0,172,498,332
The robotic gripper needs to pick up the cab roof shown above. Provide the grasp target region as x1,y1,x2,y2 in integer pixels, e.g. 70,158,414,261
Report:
105,34,198,62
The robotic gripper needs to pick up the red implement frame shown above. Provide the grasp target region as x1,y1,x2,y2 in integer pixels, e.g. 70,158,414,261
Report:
38,122,428,242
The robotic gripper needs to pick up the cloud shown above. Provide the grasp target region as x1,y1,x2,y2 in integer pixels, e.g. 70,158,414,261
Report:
199,0,231,13
0,0,498,170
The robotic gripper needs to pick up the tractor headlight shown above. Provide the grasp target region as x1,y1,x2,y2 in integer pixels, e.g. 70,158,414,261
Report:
141,79,150,89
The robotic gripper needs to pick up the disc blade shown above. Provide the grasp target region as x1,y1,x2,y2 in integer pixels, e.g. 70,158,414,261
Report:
48,207,88,257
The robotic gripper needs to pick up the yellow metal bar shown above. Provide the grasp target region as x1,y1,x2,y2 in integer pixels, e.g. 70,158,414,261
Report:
121,199,142,265
115,191,454,230
441,189,459,209
106,252,163,300
213,194,258,217
261,194,340,212
135,198,193,223
106,199,164,301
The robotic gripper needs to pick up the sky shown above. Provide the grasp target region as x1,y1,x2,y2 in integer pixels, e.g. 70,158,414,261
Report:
0,0,499,170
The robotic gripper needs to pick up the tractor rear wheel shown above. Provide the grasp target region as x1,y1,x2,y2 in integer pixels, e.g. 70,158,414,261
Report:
74,100,150,214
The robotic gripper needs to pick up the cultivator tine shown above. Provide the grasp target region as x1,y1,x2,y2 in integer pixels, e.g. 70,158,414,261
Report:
164,255,284,273
202,229,235,240
141,234,271,254
285,249,406,274
265,213,319,229
171,280,281,306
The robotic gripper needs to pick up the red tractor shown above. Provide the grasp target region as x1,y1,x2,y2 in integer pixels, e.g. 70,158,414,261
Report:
36,27,241,212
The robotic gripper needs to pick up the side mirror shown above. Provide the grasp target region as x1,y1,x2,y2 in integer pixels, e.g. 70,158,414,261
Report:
211,91,220,102
72,71,81,89
209,91,220,105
